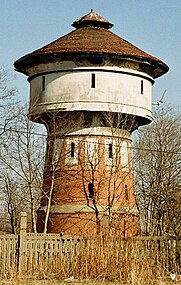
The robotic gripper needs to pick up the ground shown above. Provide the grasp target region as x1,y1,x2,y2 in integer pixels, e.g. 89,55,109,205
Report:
0,279,180,285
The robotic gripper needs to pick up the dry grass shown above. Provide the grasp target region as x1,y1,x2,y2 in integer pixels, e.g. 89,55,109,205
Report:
0,278,181,285
0,235,180,284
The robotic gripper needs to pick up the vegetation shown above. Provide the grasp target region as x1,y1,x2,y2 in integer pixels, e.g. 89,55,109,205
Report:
0,68,180,284
40,111,138,235
134,107,181,237
0,66,180,238
0,280,180,285
0,68,46,233
1,234,181,284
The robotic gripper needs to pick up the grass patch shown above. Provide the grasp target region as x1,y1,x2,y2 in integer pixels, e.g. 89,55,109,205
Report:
0,277,181,285
0,235,180,284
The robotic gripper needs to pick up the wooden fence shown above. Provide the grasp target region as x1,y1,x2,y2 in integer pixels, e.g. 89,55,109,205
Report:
0,212,180,278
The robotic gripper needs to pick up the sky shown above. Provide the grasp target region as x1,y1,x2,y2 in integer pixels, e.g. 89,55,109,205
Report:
1,0,181,107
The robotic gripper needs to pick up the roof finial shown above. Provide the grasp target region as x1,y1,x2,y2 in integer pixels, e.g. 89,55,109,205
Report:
72,9,114,30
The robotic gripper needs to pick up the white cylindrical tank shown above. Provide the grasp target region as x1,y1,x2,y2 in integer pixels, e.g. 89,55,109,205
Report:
29,65,153,121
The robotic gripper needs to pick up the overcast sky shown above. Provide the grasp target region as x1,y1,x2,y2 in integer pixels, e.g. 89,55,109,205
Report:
1,0,181,107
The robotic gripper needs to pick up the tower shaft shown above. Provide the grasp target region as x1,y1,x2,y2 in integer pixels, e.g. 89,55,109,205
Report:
37,112,139,235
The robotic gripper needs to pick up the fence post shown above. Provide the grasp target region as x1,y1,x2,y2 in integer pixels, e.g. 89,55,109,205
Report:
18,212,27,275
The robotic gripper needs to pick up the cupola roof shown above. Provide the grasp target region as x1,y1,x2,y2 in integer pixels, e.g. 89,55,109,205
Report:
14,10,169,78
72,9,114,29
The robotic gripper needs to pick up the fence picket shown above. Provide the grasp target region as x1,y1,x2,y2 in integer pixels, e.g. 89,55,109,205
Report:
0,214,180,278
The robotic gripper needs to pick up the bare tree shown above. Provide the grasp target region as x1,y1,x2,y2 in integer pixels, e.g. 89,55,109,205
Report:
76,112,139,235
0,66,21,233
38,111,140,236
0,105,45,233
37,111,81,233
2,175,28,234
0,66,17,136
42,112,59,233
134,106,181,236
0,67,46,233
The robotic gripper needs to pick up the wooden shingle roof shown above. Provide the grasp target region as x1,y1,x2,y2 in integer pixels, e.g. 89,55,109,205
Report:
14,10,169,78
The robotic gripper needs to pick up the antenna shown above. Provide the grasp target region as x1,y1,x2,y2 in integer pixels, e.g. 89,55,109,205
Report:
152,89,167,106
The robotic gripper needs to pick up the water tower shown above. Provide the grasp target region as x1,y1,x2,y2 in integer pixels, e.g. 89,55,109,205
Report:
14,10,169,236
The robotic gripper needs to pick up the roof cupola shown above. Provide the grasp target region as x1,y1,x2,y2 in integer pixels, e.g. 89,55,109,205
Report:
72,9,114,29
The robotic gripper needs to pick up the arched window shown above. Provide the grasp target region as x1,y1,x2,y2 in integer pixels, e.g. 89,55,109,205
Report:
108,143,113,158
71,142,75,158
105,139,116,167
125,185,128,200
85,138,98,167
88,182,94,198
65,139,78,166
120,141,128,171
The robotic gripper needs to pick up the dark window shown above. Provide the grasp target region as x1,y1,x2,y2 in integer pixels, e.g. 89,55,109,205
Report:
141,80,143,94
42,76,46,91
108,143,113,158
88,57,103,64
91,74,95,88
71,142,75,158
125,185,128,200
88,182,94,198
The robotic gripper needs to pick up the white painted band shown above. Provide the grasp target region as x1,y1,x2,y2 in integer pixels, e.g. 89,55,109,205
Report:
39,204,139,215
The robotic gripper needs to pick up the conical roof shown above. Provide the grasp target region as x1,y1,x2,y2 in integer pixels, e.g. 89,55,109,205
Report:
72,9,114,29
14,10,169,78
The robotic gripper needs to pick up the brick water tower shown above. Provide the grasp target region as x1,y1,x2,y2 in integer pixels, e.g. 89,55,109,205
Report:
14,10,169,236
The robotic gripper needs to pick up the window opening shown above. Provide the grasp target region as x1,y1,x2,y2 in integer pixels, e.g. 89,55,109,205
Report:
71,142,75,158
88,182,94,198
125,185,128,200
85,138,98,166
121,141,128,170
91,74,95,88
108,143,113,158
42,76,46,91
141,80,143,94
